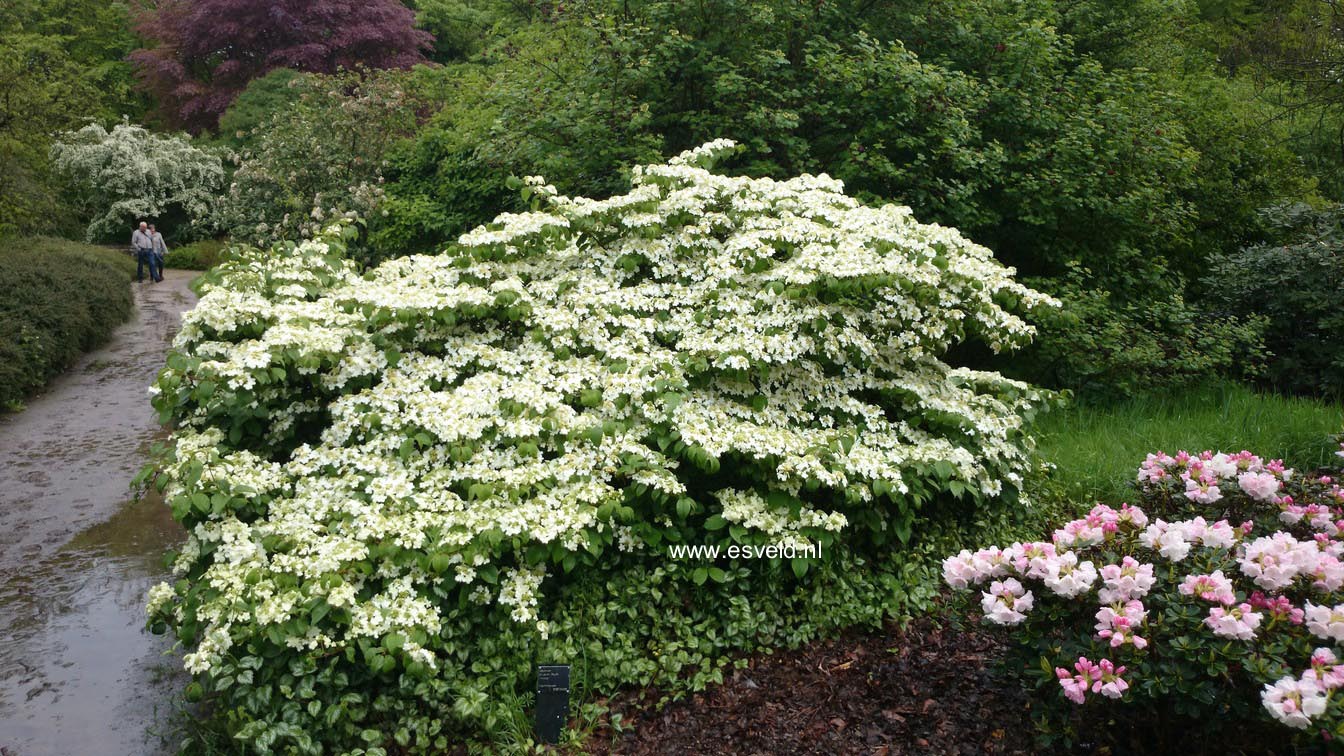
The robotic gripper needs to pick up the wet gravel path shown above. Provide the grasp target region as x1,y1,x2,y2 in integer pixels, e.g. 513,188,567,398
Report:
0,270,197,756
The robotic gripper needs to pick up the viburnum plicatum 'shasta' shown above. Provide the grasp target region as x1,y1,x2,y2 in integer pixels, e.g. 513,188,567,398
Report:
945,446,1344,740
145,141,1054,745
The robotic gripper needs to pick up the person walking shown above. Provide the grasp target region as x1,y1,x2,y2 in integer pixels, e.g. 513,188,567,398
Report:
148,224,167,282
130,222,157,283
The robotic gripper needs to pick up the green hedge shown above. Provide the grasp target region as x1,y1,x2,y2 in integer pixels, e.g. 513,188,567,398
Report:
0,237,134,410
161,239,228,271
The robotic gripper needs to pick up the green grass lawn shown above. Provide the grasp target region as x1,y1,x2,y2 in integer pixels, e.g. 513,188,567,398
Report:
1030,381,1344,505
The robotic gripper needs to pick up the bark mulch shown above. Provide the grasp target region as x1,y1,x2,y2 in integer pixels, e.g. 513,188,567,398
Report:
583,617,1042,755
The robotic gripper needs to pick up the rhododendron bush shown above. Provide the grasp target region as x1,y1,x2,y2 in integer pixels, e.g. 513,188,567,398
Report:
946,441,1344,747
146,141,1054,751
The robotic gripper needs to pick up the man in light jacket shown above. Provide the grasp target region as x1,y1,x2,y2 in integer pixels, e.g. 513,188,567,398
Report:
131,222,158,283
149,224,167,281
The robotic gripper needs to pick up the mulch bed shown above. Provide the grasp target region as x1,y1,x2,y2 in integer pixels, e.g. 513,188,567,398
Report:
583,617,1044,755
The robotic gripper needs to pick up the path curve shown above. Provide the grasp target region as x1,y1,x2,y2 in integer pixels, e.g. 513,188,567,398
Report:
0,269,198,756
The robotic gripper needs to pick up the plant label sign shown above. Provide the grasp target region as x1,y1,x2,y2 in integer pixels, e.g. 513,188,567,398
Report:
536,664,571,744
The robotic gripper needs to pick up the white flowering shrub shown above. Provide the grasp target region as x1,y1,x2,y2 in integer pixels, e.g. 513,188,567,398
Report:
50,120,225,242
945,441,1344,749
147,141,1054,751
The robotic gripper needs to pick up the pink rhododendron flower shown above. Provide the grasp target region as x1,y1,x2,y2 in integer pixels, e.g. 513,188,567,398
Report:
1052,506,1123,548
1008,542,1057,580
1311,553,1344,593
1140,520,1192,562
1042,552,1099,598
1238,471,1281,503
1238,533,1319,591
1204,603,1263,640
1262,677,1328,729
1301,648,1344,691
1092,659,1129,699
1182,474,1222,505
1196,519,1238,549
1178,571,1236,605
971,547,1011,579
942,550,979,590
1117,504,1148,529
981,578,1033,626
1137,453,1175,484
1098,556,1157,603
1095,600,1148,649
1249,592,1305,625
1304,602,1344,642
1055,657,1127,704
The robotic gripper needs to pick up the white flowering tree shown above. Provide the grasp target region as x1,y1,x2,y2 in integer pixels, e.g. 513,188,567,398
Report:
50,120,225,241
147,141,1056,750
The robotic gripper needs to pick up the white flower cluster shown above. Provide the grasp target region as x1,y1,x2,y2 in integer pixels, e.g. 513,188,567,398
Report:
50,120,226,241
150,142,1051,675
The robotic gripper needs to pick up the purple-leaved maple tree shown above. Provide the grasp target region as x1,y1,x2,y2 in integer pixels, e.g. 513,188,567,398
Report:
130,0,433,133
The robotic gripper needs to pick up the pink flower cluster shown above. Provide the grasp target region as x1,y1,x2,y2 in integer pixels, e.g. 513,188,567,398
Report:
1238,532,1343,592
1305,602,1344,643
980,578,1034,626
1179,571,1236,605
1249,592,1305,625
943,540,1102,607
1098,556,1156,603
1056,657,1128,704
1205,602,1263,640
1137,516,1242,562
1262,677,1328,729
1096,600,1148,649
1052,504,1146,548
1261,647,1343,730
1138,450,1293,506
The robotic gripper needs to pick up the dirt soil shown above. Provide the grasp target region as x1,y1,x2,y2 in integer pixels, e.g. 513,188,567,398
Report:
587,617,1041,756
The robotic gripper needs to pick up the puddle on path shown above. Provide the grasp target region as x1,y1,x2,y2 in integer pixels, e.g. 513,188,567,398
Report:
0,270,198,755
0,490,186,756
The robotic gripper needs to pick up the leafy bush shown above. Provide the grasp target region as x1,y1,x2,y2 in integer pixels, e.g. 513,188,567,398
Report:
50,121,225,243
1017,265,1268,400
379,0,1314,396
1204,202,1344,399
162,239,230,271
222,68,439,263
147,143,1056,750
945,443,1344,750
0,237,134,410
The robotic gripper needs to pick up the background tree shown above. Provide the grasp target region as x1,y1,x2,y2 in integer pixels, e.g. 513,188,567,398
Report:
129,0,434,132
50,121,226,242
0,0,146,236
222,68,441,261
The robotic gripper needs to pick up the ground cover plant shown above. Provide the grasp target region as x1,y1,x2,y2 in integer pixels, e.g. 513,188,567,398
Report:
161,240,230,271
0,238,134,411
145,142,1060,751
945,440,1344,750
